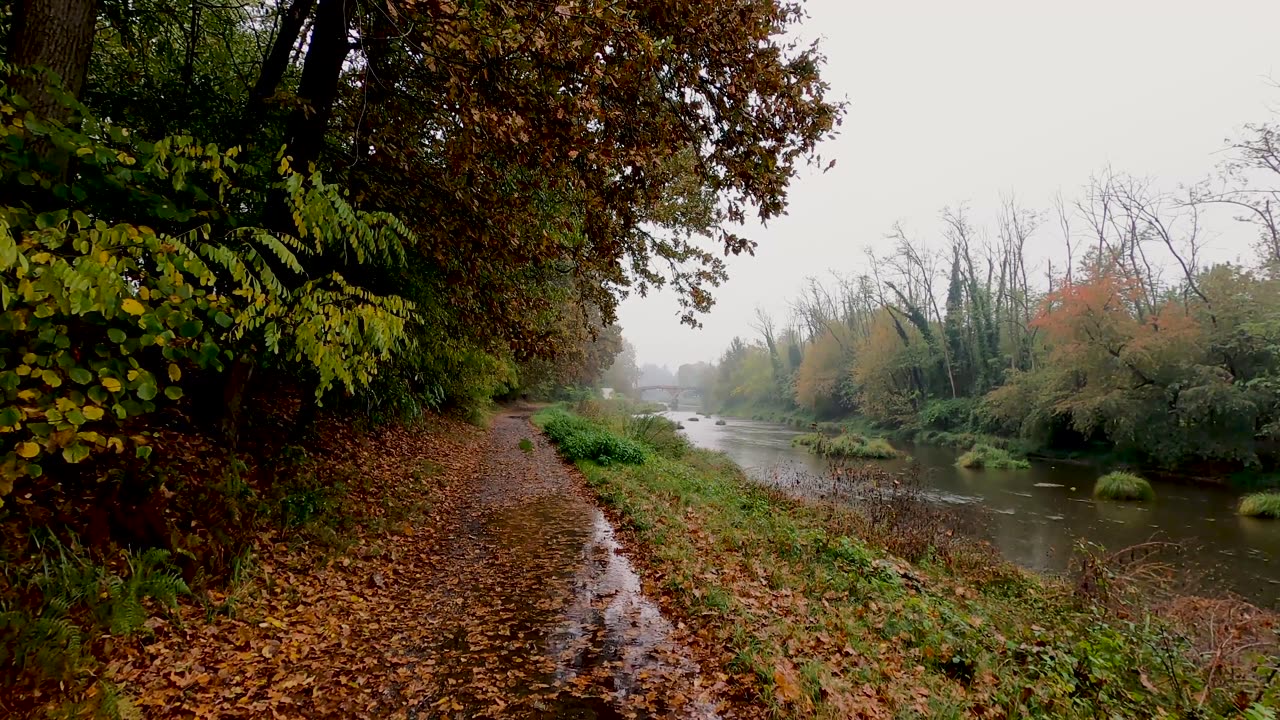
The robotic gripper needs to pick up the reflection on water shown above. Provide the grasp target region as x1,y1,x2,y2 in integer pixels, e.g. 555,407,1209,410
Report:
663,412,1280,608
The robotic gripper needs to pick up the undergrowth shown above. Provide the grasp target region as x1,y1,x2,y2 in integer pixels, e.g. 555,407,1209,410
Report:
0,535,188,717
537,408,647,465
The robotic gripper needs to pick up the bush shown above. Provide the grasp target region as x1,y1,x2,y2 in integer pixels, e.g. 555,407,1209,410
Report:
540,410,646,465
1238,492,1280,518
956,444,1031,470
793,432,900,459
1093,472,1155,502
919,397,977,431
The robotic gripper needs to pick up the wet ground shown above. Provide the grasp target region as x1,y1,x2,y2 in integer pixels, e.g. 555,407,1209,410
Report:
411,412,721,719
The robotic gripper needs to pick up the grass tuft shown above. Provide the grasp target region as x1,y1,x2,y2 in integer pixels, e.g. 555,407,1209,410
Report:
792,432,900,459
1093,471,1155,502
1238,491,1280,518
956,443,1030,470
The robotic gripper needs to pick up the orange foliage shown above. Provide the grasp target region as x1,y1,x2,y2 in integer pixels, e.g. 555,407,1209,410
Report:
852,311,925,423
795,329,850,413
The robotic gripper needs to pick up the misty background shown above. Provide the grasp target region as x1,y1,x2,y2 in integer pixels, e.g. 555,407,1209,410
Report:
618,0,1280,370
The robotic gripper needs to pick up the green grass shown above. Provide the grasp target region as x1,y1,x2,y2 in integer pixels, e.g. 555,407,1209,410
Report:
1093,471,1156,502
956,443,1031,470
534,408,647,465
518,438,534,453
547,408,1267,718
792,432,900,459
1238,491,1280,518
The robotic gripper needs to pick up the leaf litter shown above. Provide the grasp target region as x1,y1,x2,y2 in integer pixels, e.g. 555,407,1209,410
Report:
102,411,722,719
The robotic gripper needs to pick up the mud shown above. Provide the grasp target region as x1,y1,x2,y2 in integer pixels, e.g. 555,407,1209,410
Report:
411,412,721,719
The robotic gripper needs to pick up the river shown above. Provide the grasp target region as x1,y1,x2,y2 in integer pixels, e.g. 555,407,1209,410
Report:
663,411,1280,608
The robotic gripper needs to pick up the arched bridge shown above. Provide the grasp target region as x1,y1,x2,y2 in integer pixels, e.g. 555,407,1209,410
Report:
636,385,703,402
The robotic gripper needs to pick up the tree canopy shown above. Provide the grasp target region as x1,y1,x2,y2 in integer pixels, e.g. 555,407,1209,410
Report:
0,0,842,503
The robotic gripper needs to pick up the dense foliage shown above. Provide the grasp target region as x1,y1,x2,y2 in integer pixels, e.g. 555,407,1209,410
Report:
0,0,839,506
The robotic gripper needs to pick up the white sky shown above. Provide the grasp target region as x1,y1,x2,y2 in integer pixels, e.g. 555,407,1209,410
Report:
618,0,1280,370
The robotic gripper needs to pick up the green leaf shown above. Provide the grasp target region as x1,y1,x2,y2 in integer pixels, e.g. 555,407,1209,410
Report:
69,367,93,384
108,328,127,343
178,320,203,338
136,382,158,401
0,407,21,426
136,446,153,460
164,386,183,400
62,443,91,464
214,311,233,328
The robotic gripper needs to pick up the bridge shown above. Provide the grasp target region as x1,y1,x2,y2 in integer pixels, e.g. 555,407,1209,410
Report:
636,385,703,406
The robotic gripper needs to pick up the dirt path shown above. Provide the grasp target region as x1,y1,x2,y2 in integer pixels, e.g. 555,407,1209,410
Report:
411,411,722,719
108,411,720,719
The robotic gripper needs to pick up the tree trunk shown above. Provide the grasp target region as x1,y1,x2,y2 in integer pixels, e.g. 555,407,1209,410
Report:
242,0,317,138
281,0,354,173
7,0,98,121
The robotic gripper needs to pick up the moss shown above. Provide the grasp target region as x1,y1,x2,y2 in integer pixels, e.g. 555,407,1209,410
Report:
1238,492,1280,518
1093,472,1155,502
956,444,1030,470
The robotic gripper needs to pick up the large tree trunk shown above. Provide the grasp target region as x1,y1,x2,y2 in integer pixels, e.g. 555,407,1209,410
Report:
7,0,98,121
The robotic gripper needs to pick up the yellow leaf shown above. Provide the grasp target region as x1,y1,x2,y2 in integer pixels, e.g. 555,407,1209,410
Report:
121,298,145,316
168,364,182,382
16,442,39,458
101,377,122,393
83,406,105,421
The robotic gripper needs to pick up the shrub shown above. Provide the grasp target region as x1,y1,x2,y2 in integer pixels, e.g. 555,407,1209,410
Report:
1093,472,1155,502
919,397,977,431
1238,492,1280,518
792,432,900,459
956,444,1031,470
540,410,646,465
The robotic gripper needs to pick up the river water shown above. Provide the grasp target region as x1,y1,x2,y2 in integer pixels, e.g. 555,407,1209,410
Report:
663,412,1280,608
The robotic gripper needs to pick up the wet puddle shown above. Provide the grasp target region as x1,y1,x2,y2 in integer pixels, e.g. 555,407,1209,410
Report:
549,512,720,718
418,489,719,719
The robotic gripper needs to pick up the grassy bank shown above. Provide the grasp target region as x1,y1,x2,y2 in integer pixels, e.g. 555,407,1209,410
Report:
537,405,1278,719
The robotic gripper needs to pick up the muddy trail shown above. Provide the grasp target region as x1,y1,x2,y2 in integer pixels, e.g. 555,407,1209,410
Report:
102,411,724,720
407,411,723,719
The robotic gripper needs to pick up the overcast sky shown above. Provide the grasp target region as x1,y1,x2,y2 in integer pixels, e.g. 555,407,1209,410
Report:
617,0,1280,370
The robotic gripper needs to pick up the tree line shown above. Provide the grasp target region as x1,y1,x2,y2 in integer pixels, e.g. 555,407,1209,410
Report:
704,120,1280,469
0,0,841,505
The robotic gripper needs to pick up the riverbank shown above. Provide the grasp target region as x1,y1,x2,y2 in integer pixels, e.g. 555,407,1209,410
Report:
537,404,1279,718
717,404,1278,489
